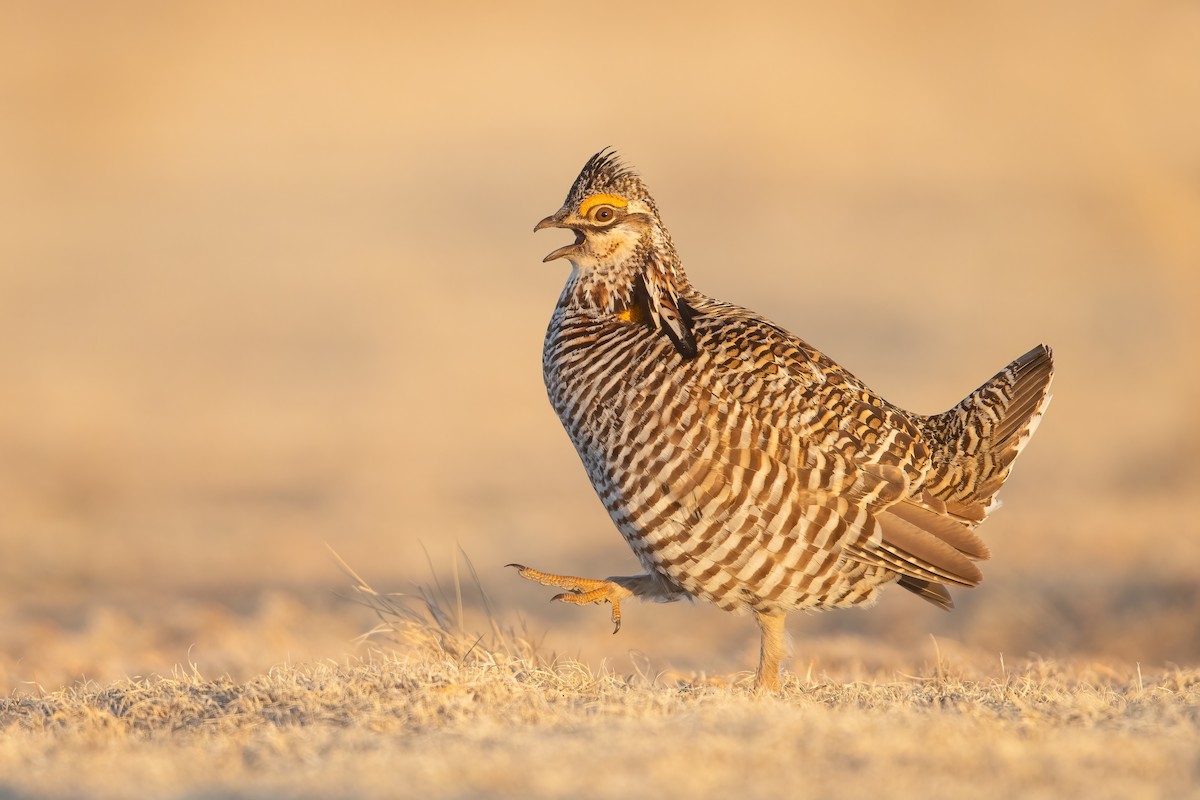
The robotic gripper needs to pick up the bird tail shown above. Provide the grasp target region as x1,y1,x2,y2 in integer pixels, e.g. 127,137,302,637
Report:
916,344,1055,526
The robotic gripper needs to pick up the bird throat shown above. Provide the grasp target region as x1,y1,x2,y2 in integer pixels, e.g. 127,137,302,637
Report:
565,245,698,360
613,299,648,325
612,274,699,360
611,275,657,327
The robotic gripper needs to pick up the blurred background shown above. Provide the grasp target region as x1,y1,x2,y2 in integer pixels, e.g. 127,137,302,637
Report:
1,1,1198,693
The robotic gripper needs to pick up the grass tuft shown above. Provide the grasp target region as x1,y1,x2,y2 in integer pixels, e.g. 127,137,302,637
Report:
329,543,547,672
1,554,1197,798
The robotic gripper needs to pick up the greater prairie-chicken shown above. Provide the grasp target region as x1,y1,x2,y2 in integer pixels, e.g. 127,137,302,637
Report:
510,149,1054,690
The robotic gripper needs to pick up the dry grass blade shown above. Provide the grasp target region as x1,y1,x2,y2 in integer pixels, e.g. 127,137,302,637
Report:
327,543,542,667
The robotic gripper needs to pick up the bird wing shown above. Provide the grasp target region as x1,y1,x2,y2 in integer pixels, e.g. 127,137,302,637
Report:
692,307,989,590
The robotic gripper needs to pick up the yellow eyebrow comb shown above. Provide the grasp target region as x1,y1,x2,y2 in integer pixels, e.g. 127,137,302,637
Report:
578,193,629,217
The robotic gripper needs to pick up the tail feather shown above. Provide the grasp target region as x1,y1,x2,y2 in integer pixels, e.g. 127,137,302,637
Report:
889,345,1053,608
991,360,1054,443
917,344,1054,524
897,576,954,610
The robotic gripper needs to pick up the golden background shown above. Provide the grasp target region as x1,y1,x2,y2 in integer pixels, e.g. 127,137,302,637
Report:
2,1,1198,692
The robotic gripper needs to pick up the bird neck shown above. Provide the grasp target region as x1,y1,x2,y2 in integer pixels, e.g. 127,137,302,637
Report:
562,227,690,317
559,225,700,359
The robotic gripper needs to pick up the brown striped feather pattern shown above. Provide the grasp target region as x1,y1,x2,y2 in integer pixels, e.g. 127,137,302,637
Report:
537,149,1054,622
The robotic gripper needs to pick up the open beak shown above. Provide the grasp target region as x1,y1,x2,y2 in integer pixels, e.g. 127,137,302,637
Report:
534,212,584,263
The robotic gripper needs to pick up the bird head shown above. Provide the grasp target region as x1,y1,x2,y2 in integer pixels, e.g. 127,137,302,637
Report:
534,148,663,270
535,149,697,358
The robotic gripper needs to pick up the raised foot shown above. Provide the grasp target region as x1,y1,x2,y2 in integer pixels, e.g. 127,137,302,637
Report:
506,564,634,633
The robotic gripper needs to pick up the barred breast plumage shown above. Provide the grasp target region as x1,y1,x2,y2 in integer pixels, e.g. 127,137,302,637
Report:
512,149,1054,690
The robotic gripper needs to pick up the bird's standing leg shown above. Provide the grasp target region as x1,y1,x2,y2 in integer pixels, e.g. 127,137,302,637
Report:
507,564,681,633
754,609,787,692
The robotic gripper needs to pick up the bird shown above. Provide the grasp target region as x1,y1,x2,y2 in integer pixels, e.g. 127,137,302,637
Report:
509,149,1054,691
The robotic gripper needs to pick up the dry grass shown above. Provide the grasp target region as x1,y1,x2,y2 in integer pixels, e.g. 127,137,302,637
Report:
2,562,1198,800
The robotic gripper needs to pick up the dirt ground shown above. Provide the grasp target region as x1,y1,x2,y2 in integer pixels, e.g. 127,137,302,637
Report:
1,2,1198,796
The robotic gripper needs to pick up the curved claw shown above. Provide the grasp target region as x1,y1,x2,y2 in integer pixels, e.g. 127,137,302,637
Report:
546,592,623,634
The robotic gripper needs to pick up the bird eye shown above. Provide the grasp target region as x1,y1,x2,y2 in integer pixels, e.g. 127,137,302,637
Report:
591,205,616,224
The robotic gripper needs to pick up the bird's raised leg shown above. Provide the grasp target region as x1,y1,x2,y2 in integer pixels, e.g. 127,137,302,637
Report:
507,564,680,633
754,609,787,692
